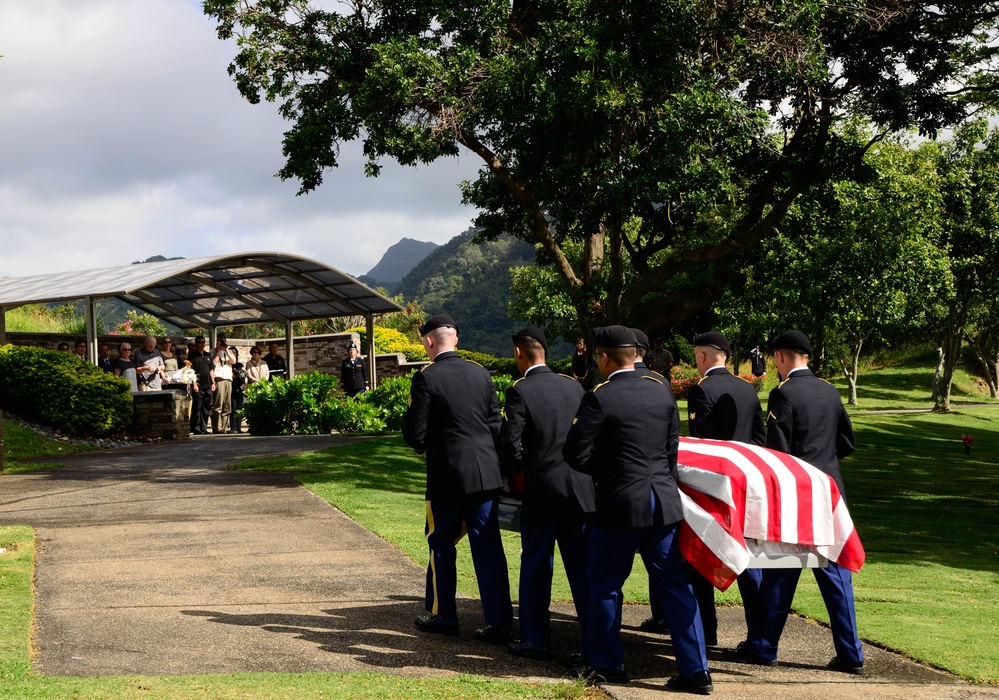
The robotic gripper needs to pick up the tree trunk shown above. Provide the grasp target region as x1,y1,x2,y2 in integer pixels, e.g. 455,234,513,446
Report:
836,339,863,406
931,345,944,402
966,333,999,399
936,298,970,412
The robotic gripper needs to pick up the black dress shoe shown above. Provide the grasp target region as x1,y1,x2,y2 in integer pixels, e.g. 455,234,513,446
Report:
474,624,515,644
414,614,459,636
639,616,670,634
665,670,714,695
507,640,552,661
827,656,865,675
723,641,778,666
571,664,629,684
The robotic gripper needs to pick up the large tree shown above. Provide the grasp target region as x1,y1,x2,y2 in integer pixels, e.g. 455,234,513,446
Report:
205,0,999,337
715,130,949,403
932,119,999,410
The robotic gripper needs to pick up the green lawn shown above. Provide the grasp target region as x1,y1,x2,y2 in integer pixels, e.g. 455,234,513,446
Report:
1,418,94,474
228,409,999,685
3,361,997,692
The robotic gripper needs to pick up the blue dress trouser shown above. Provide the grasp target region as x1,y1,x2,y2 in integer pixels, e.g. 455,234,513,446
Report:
750,561,863,664
685,565,763,644
425,492,513,627
518,519,589,649
585,522,709,676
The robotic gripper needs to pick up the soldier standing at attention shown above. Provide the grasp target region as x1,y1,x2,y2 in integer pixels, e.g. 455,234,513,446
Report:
340,342,368,397
729,330,863,674
402,315,515,643
500,326,592,660
563,326,712,695
686,332,766,649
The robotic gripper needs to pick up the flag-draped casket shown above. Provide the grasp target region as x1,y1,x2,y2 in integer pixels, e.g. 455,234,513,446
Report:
677,437,865,591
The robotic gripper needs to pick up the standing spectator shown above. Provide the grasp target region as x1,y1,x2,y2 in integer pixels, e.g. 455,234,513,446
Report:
113,343,138,392
340,342,368,397
264,342,287,380
188,336,214,435
402,314,514,642
134,336,165,391
563,325,711,693
571,337,589,388
160,337,179,386
501,326,591,661
686,332,766,649
749,345,767,377
211,334,238,434
646,337,674,378
245,346,270,384
73,340,87,360
231,361,247,433
96,344,114,373
56,342,70,352
731,330,863,674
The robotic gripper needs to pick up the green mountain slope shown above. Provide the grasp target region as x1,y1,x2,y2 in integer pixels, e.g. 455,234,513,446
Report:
395,228,536,355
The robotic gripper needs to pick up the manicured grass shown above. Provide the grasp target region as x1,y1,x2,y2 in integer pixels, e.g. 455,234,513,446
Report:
1,419,94,474
235,408,999,685
793,407,999,684
0,530,588,700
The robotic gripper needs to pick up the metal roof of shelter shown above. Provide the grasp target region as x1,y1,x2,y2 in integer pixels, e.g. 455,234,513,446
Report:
0,252,403,329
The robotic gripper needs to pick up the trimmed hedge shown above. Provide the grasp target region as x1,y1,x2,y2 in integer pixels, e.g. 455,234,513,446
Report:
0,344,133,437
239,369,517,435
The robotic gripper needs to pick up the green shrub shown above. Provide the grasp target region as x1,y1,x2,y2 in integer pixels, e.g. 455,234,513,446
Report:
241,371,340,435
323,398,386,433
457,349,519,376
0,344,132,437
492,374,515,413
358,373,414,430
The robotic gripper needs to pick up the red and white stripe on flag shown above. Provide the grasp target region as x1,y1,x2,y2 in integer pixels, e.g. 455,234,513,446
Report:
676,437,865,591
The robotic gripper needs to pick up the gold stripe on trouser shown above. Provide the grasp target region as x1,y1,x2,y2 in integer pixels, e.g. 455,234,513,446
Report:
425,501,439,615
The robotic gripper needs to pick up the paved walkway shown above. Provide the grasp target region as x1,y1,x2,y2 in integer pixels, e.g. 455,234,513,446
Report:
0,435,995,699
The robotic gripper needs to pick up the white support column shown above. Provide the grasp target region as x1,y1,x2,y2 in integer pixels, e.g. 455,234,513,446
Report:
85,297,98,363
209,327,217,351
366,313,376,390
285,321,295,379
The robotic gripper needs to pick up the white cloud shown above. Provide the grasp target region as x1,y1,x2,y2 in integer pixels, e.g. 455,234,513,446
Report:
0,0,479,280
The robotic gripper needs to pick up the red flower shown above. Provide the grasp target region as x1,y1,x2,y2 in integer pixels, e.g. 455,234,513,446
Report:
960,434,975,447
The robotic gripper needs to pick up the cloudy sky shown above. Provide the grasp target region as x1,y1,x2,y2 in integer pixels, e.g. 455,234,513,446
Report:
0,0,480,280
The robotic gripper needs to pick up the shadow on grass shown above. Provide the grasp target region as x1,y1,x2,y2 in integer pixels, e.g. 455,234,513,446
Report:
237,435,428,500
848,410,999,575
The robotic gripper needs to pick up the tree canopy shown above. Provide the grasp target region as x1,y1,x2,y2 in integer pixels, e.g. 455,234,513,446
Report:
205,0,999,336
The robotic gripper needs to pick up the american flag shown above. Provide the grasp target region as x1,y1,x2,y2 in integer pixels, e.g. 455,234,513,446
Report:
676,437,865,591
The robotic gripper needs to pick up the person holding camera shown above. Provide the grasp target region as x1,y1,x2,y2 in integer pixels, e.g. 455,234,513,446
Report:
211,334,238,434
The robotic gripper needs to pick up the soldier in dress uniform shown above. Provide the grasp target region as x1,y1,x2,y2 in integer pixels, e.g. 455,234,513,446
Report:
686,332,766,648
729,330,864,674
500,326,592,660
340,342,368,397
632,328,676,636
563,326,713,695
402,315,515,642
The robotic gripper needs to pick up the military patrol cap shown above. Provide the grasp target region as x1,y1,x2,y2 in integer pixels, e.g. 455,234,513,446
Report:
594,325,638,348
418,314,459,335
511,325,549,357
630,328,650,351
772,330,812,356
693,331,731,356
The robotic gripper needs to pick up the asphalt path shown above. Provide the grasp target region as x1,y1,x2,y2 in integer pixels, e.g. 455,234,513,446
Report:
0,434,995,699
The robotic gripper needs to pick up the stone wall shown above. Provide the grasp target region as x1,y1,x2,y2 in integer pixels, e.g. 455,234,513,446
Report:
131,390,191,441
